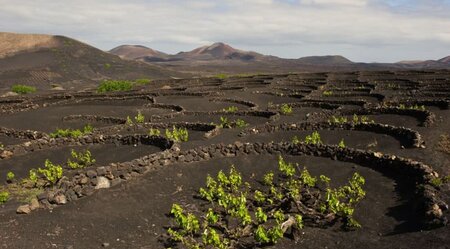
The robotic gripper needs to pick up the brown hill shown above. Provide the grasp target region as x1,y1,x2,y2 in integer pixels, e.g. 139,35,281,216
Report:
296,55,353,65
0,32,60,58
173,42,266,61
438,56,450,64
109,45,168,60
0,32,185,91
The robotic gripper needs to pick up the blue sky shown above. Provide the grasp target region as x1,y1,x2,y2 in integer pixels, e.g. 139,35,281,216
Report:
0,0,449,62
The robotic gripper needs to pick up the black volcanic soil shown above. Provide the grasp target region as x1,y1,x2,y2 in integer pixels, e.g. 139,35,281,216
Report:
0,70,449,249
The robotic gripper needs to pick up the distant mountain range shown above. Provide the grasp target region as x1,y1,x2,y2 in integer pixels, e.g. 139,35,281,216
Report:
0,31,449,90
110,42,272,63
109,42,450,74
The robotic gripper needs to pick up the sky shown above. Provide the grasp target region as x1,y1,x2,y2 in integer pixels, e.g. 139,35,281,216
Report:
0,0,449,62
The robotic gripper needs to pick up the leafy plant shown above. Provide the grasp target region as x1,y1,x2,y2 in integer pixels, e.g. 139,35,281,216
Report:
135,78,152,85
234,119,248,128
398,104,426,111
148,128,161,136
6,171,15,183
322,90,333,96
338,139,346,148
280,104,293,115
29,169,38,183
291,135,300,145
320,172,366,229
218,116,248,129
304,131,322,145
167,157,366,248
430,175,450,187
165,126,189,142
11,84,36,94
328,115,348,124
223,106,239,113
97,80,133,93
125,112,145,125
50,124,93,138
352,114,373,125
0,191,9,204
126,116,134,126
104,63,111,69
215,73,228,79
134,111,145,123
219,116,231,128
37,160,63,185
67,149,96,169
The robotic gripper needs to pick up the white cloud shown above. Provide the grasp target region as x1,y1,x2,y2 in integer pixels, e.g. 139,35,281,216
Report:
0,0,449,62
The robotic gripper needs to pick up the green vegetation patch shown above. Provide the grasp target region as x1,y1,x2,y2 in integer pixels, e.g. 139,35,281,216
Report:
49,124,93,138
97,80,134,93
166,156,366,248
11,84,36,94
134,78,152,85
165,126,189,142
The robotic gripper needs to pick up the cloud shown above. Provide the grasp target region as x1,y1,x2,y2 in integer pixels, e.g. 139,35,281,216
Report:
0,0,449,62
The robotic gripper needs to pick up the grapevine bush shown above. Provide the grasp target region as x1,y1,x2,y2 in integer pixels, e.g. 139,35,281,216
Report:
166,156,366,248
166,126,189,142
67,149,96,169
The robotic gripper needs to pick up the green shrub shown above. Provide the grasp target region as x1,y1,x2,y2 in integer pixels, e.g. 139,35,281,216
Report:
235,119,248,128
280,104,293,115
134,111,145,123
398,104,426,111
104,63,111,69
126,116,134,126
97,80,133,93
11,84,36,94
29,169,38,183
291,132,322,145
430,175,450,187
223,106,238,113
49,124,93,138
126,112,145,125
322,90,333,96
292,135,300,145
165,126,189,142
37,159,63,185
215,73,228,80
218,116,248,128
328,115,348,124
135,78,152,85
67,149,96,169
0,191,9,204
304,131,322,145
219,116,231,128
338,139,346,148
6,171,15,182
148,128,161,136
167,156,365,248
352,114,373,124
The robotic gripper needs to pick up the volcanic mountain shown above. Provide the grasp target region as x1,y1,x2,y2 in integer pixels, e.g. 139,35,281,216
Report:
108,45,168,61
171,42,266,61
0,32,183,92
395,55,450,68
110,42,269,63
438,56,450,64
295,55,353,65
